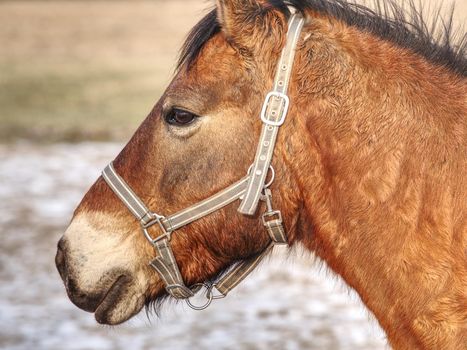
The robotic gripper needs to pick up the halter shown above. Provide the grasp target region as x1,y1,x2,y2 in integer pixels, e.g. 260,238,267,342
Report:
102,13,305,310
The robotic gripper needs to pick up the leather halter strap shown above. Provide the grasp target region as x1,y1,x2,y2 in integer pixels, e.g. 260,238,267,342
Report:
102,163,286,301
102,162,249,234
103,163,250,298
101,13,304,308
238,14,305,215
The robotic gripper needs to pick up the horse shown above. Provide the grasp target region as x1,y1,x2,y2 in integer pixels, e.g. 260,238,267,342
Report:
55,0,466,348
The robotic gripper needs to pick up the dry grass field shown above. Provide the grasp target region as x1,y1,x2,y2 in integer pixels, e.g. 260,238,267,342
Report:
0,0,207,141
0,0,465,142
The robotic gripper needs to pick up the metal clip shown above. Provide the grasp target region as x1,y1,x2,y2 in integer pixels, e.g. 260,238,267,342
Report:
261,189,283,226
262,189,274,211
262,210,283,226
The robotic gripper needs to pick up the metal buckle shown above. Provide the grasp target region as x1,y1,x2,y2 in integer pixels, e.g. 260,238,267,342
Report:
260,91,290,127
262,210,283,226
141,214,171,245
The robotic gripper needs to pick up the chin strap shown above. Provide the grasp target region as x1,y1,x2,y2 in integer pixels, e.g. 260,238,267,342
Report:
101,13,304,310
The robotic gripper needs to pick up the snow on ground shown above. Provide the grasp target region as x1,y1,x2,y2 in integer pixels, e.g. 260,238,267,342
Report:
0,142,388,350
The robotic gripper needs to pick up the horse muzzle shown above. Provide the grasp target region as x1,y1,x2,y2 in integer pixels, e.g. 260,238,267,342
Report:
55,237,144,325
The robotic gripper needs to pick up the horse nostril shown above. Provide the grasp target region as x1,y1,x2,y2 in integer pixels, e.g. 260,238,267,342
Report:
57,237,67,251
55,238,67,280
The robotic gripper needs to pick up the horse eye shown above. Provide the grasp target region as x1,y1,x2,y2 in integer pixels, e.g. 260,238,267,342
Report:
165,108,197,126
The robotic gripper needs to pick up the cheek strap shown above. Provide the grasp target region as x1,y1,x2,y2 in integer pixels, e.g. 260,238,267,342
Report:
238,13,305,215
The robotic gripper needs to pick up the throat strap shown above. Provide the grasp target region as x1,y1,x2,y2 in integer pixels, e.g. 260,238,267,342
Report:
215,242,274,296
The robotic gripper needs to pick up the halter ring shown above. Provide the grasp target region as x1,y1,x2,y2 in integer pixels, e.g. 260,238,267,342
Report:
185,283,213,311
247,165,275,188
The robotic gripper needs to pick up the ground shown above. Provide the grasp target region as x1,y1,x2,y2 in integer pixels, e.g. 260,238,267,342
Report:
0,0,206,141
0,143,389,350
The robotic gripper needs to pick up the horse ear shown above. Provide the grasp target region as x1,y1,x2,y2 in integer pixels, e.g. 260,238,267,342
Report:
216,0,286,53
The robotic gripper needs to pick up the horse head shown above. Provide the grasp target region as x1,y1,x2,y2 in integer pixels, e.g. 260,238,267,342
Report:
55,0,303,325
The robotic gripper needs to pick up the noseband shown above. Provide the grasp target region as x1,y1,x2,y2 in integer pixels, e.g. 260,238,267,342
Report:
102,13,305,310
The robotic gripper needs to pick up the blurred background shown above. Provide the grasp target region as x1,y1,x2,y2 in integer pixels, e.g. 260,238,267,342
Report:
0,1,465,349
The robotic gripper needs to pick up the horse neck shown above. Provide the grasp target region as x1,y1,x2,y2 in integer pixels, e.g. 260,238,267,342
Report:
283,16,467,349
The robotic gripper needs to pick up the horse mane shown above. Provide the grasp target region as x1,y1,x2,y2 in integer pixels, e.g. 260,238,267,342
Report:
178,0,467,76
